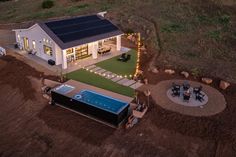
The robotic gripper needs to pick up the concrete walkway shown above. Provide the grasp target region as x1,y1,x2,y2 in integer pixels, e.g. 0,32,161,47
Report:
84,64,143,89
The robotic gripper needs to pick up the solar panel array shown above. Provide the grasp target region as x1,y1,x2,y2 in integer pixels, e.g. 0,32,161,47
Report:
45,15,120,43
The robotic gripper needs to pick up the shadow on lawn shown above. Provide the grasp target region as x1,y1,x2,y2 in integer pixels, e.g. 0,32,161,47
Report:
38,105,115,146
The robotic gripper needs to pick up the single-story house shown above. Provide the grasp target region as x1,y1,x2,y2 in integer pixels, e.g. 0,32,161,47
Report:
13,13,123,69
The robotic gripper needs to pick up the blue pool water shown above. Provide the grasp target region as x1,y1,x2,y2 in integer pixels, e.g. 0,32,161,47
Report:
54,84,75,94
73,90,129,114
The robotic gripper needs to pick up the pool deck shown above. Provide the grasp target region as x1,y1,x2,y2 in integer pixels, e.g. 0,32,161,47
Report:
61,79,134,104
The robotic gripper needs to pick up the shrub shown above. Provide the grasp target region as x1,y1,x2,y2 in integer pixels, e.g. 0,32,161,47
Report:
208,30,221,40
191,68,201,78
0,0,11,2
125,28,135,34
42,0,54,9
161,23,184,33
66,4,89,15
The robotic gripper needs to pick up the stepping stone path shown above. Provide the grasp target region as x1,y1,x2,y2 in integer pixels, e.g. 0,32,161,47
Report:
96,69,106,74
85,64,143,89
111,76,123,82
123,80,136,86
86,65,96,70
105,72,116,79
117,78,130,85
130,82,143,89
91,67,101,72
103,71,112,77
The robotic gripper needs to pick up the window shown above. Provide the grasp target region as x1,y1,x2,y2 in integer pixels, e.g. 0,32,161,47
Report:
32,41,36,49
23,37,29,49
17,34,20,42
66,48,74,55
43,45,53,56
75,45,88,60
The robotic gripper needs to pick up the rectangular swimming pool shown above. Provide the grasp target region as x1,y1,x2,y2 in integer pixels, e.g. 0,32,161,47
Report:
51,88,130,126
73,90,129,114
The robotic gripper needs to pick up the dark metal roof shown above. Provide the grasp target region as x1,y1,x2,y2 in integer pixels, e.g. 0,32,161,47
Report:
38,15,123,49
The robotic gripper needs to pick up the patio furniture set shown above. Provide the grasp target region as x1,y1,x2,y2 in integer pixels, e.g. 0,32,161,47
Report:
172,81,205,102
98,46,111,55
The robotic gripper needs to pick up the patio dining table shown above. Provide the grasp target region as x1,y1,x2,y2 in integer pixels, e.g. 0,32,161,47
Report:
98,47,111,54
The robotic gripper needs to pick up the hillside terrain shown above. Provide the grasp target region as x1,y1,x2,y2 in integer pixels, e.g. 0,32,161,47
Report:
0,0,235,82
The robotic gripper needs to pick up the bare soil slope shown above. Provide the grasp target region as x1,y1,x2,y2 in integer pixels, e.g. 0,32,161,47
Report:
0,55,236,157
0,0,235,82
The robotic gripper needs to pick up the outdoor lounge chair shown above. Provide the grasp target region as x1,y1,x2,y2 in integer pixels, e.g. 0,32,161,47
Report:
172,89,180,97
193,86,202,94
196,92,205,102
172,82,180,90
123,54,131,62
118,53,126,61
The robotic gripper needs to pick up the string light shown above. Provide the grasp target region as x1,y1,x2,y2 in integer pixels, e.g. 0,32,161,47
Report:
134,32,141,77
79,33,141,79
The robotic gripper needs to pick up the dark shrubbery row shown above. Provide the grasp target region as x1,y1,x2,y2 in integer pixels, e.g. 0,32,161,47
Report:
0,0,12,2
42,0,54,9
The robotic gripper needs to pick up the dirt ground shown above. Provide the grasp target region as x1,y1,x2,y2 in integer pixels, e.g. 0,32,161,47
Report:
0,54,227,157
0,38,235,157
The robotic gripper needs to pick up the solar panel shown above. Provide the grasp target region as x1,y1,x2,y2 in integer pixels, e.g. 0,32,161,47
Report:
45,15,99,29
59,25,118,43
42,14,122,48
51,20,111,35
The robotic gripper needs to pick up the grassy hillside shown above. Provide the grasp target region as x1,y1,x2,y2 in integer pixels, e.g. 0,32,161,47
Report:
0,0,235,82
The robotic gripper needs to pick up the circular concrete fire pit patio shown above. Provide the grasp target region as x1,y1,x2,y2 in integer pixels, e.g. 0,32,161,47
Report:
166,87,209,107
149,80,226,116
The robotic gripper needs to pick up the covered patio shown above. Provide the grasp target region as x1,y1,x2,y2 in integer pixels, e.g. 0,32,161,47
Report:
11,44,130,74
64,45,130,73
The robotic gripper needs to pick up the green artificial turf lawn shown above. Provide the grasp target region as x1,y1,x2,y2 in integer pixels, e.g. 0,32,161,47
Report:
66,69,135,97
96,49,137,76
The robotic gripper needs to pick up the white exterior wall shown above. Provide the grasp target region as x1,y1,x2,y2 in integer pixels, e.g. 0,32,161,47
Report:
54,43,62,65
62,50,67,69
88,41,98,59
116,35,121,51
14,24,62,65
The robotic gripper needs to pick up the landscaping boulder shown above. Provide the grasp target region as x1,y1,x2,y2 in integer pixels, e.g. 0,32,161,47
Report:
181,71,189,78
143,51,147,55
140,45,146,51
219,80,230,90
201,78,213,84
144,90,151,96
151,67,159,74
144,78,148,85
165,69,175,75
